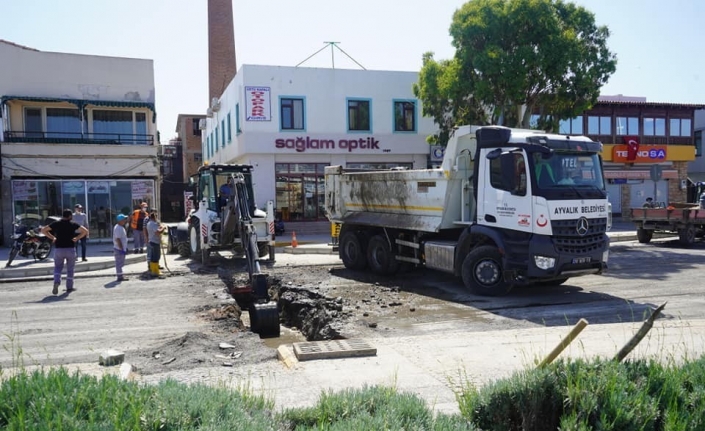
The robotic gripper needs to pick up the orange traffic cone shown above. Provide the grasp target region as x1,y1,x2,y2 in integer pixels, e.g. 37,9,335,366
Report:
291,231,298,248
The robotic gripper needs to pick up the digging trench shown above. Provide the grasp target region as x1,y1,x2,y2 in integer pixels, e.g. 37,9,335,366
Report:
217,268,353,341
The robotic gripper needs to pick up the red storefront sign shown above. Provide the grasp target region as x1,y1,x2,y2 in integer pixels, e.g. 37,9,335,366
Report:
604,170,678,180
612,145,667,163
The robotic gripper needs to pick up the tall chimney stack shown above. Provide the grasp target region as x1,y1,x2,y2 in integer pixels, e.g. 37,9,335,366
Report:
208,0,237,103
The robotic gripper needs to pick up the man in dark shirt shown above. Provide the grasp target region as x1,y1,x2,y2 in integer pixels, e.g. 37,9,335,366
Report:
41,209,89,295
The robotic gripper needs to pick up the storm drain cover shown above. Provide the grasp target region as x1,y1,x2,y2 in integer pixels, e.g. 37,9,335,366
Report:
293,339,377,361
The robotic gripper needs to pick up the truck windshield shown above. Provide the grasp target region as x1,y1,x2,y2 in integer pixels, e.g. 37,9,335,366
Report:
530,152,605,198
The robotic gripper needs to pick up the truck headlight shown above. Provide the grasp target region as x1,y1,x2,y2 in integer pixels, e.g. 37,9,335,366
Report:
602,250,609,264
534,255,556,270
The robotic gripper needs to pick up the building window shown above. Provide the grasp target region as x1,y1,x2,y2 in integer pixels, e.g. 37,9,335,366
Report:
226,114,232,143
221,120,226,147
192,118,200,136
394,100,416,132
695,130,702,157
616,116,639,135
643,117,666,136
587,116,611,135
559,116,583,135
347,99,371,132
194,153,202,162
214,127,219,152
670,118,692,137
280,97,305,130
235,103,241,134
275,163,329,221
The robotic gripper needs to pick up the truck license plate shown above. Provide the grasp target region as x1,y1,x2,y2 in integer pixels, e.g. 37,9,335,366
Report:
572,257,591,264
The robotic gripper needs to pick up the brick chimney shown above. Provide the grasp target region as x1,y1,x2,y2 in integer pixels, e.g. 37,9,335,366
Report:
208,0,237,103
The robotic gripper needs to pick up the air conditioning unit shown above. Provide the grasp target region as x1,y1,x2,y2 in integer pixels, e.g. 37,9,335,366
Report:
206,108,213,118
198,118,207,130
211,97,221,112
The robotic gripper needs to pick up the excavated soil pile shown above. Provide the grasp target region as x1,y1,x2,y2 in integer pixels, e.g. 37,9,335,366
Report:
130,331,275,375
275,284,353,341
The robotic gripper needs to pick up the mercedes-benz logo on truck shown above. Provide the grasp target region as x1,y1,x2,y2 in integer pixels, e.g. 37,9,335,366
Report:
576,217,589,236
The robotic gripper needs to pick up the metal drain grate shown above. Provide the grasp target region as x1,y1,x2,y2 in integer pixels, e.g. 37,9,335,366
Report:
293,339,377,361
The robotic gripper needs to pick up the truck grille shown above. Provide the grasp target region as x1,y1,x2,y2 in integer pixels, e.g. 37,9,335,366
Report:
551,218,607,254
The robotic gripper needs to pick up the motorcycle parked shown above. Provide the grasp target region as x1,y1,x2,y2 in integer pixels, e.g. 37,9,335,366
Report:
5,216,54,267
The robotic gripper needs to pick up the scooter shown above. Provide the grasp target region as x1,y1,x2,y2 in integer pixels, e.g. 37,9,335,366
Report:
5,216,53,267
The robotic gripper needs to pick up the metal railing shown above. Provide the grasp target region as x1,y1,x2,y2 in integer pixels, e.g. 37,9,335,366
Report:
3,131,154,145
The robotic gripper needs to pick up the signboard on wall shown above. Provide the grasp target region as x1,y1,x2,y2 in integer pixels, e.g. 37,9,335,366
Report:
12,181,38,200
184,191,193,217
131,181,153,201
245,86,271,121
62,181,85,194
87,181,110,194
430,145,445,163
612,145,667,163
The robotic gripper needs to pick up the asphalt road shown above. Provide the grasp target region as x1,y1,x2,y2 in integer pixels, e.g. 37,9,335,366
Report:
1,238,704,413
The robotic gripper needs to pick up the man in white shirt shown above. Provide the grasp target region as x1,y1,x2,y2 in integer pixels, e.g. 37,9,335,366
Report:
73,204,89,262
113,214,129,282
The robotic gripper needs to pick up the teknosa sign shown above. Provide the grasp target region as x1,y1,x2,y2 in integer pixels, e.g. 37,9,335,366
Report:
612,145,667,163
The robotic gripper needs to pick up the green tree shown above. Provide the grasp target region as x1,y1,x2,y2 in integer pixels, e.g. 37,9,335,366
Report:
415,0,617,145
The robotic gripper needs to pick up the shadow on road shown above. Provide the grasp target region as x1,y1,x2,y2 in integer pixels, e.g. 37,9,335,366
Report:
605,240,705,281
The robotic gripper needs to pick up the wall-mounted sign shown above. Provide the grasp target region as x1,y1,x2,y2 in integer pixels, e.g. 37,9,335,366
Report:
612,145,667,163
131,181,153,201
274,136,381,153
12,181,38,200
87,181,110,194
604,169,678,180
62,181,85,194
245,86,271,121
430,145,445,162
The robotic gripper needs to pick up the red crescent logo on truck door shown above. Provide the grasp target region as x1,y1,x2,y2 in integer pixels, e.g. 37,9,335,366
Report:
536,214,548,227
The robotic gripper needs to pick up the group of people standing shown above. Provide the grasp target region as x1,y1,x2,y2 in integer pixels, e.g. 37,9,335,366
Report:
40,202,164,296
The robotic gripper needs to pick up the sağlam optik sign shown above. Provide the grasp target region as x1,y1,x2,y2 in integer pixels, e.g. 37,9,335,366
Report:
275,136,382,153
245,86,271,121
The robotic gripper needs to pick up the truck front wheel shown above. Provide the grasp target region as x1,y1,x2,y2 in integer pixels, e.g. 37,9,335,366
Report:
461,245,512,296
189,222,202,262
367,235,399,275
340,231,368,270
636,228,653,244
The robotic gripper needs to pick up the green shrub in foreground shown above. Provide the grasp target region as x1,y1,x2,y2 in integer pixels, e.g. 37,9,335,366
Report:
0,368,282,430
456,356,705,431
281,385,475,430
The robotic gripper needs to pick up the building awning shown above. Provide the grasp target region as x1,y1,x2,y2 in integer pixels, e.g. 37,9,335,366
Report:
1,96,156,121
687,173,705,184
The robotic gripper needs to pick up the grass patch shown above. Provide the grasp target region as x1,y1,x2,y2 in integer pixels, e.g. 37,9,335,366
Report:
2,356,705,430
456,356,705,431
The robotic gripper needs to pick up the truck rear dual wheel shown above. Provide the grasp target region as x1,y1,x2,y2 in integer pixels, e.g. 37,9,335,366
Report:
367,235,400,276
678,225,696,246
461,245,513,296
340,230,368,270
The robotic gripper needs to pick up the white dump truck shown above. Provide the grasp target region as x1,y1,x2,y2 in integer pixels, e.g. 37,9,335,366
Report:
324,125,611,296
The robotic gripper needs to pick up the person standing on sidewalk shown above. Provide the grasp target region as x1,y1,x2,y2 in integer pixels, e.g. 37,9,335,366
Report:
41,209,88,295
146,210,165,278
73,204,89,262
113,214,130,282
130,202,148,253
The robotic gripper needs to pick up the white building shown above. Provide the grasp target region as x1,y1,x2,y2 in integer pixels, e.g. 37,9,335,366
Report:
0,39,159,242
202,64,436,222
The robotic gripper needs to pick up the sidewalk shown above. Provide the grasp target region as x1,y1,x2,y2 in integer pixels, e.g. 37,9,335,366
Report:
0,220,666,282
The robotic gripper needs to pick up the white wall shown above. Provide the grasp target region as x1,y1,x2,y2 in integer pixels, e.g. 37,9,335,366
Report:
203,64,436,166
0,41,155,103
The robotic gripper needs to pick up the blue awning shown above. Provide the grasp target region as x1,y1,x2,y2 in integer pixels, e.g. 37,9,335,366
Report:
1,96,157,121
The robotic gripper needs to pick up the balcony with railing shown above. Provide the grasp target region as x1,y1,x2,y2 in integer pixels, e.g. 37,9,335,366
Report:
4,130,154,145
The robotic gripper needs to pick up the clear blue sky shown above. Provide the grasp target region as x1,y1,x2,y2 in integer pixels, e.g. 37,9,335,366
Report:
2,0,703,143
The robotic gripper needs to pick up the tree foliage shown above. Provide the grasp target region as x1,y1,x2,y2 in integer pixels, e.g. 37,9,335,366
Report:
414,0,617,145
